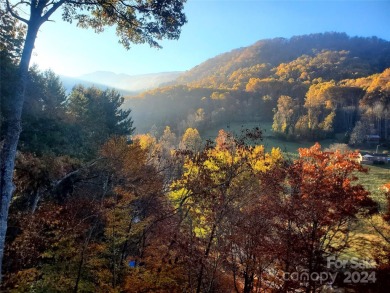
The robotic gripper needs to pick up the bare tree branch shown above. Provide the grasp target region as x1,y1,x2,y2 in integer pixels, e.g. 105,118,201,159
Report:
53,157,102,190
5,0,29,23
369,217,390,244
41,0,66,23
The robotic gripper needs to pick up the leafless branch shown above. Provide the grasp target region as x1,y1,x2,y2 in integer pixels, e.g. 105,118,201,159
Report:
41,0,66,23
53,157,102,189
369,217,390,244
5,0,29,23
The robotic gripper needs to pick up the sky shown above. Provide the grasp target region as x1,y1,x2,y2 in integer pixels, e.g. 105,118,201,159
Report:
29,0,390,77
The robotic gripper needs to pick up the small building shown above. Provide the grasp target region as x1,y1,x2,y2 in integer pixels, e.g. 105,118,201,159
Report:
360,153,388,165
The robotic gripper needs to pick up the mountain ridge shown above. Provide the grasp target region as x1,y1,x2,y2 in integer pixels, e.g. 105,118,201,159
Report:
174,32,390,89
60,70,183,94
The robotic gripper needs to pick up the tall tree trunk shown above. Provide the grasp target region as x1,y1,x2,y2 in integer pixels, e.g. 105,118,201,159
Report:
74,225,95,293
0,16,40,282
196,222,217,293
385,111,388,140
243,271,254,293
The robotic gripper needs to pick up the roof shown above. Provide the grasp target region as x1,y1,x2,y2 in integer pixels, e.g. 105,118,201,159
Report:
361,152,388,157
370,153,388,157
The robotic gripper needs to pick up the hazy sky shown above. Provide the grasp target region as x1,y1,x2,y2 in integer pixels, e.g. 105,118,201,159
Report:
30,0,390,77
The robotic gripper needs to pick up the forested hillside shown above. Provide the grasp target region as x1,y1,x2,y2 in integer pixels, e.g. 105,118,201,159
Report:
126,32,390,144
177,33,389,87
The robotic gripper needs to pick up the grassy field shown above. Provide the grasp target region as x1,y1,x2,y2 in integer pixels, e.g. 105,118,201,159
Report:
358,165,390,207
202,121,389,193
202,121,334,152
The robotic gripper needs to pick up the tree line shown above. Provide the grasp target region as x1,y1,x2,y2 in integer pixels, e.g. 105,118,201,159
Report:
272,68,390,142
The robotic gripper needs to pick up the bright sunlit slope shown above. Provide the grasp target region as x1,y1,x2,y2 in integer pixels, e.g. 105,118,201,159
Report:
125,33,390,135
175,32,390,88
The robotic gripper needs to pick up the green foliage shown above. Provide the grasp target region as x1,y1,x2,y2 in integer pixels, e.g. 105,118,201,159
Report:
19,68,69,154
60,0,187,49
66,85,134,158
0,5,25,137
0,5,25,61
15,69,134,159
1,0,187,288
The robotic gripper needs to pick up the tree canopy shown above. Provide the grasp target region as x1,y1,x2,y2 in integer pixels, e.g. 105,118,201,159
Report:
4,0,187,48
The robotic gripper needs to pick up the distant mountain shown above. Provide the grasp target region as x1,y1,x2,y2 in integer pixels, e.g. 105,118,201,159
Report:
78,71,182,92
60,71,182,95
60,75,133,96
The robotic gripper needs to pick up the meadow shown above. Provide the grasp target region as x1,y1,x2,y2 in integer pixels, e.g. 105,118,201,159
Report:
201,121,389,198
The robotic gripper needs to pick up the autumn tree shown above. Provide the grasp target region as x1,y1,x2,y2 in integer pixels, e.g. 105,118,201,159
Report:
272,95,298,137
179,127,202,152
349,115,377,146
0,0,186,280
92,137,186,291
275,143,376,292
275,50,371,82
159,126,177,155
286,81,337,139
135,126,182,183
170,129,284,292
3,137,174,291
12,152,80,214
3,198,102,292
223,164,285,293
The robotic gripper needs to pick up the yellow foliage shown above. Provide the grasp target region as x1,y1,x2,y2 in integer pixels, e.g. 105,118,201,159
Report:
169,139,284,237
180,128,202,151
133,133,157,150
250,146,283,172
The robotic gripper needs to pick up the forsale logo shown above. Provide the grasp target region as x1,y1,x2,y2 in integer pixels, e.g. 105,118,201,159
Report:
327,256,376,284
326,256,375,270
283,257,376,285
283,270,337,285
